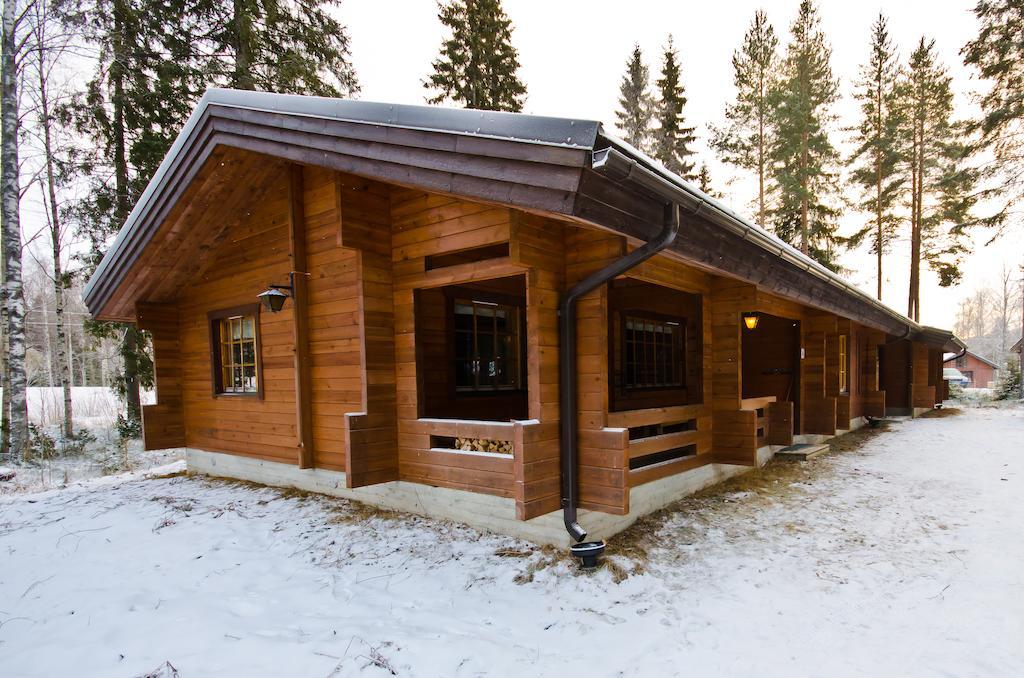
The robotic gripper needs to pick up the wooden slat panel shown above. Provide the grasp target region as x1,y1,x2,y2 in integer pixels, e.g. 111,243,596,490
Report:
628,429,704,459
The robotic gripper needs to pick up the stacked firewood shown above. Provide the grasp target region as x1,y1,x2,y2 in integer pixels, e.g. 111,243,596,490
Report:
454,437,513,454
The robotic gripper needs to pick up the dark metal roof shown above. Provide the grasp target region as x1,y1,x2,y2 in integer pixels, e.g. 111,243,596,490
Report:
83,88,962,349
203,88,602,147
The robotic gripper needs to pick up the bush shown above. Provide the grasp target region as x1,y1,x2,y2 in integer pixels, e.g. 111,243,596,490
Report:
27,424,57,461
947,381,964,400
116,414,142,442
61,428,98,456
995,358,1022,401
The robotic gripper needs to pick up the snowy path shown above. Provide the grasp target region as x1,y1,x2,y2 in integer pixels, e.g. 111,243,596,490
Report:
1,407,1022,677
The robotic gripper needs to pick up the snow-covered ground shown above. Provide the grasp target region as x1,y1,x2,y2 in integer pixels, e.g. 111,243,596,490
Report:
0,387,171,495
1,407,1022,677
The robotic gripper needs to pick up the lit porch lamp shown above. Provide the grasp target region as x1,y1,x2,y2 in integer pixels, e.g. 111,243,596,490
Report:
257,272,295,313
742,312,760,330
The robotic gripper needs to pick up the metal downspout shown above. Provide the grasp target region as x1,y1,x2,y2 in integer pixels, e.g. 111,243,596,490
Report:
559,201,680,543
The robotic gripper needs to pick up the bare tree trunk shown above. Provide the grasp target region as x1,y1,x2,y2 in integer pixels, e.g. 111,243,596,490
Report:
875,72,883,301
110,0,142,426
2,0,29,460
37,52,73,437
800,131,809,256
232,0,254,90
1,228,9,456
757,75,766,228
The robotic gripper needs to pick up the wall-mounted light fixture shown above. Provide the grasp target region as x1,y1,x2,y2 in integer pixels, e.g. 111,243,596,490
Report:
258,272,296,313
742,312,760,330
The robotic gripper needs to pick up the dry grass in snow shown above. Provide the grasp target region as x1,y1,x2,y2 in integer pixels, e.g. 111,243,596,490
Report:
1,406,1022,677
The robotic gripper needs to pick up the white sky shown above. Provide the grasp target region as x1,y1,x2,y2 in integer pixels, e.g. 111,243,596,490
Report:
341,0,1024,331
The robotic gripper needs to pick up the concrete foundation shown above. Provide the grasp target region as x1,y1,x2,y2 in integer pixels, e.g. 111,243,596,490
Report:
186,448,754,546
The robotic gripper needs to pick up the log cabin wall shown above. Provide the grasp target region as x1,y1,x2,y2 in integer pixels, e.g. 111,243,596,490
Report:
802,311,838,435
614,250,713,488
847,322,865,421
862,328,887,417
710,279,757,465
881,339,911,412
175,169,301,465
751,290,807,436
391,190,521,500
566,227,629,514
335,172,399,486
137,302,185,450
910,342,937,409
144,155,948,526
567,231,715,514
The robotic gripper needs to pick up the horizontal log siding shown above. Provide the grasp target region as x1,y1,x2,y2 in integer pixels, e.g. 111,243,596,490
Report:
138,302,185,449
512,212,563,519
336,172,399,484
178,169,299,464
392,189,520,499
710,278,757,465
566,228,628,514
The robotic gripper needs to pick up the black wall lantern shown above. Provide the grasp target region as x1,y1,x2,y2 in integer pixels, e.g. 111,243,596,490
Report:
742,312,760,330
258,272,295,313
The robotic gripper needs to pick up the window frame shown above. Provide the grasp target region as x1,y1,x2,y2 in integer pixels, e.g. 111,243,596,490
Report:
838,334,848,394
448,292,525,395
208,303,264,399
620,311,687,392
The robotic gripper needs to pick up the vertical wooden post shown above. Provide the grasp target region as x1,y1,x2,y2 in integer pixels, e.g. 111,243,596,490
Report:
288,164,314,468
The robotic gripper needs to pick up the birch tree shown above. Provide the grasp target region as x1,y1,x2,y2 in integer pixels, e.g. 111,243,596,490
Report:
25,0,75,436
1,0,32,459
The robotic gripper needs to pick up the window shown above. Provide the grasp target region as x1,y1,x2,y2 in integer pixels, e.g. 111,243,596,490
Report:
453,298,522,392
209,305,261,396
622,314,685,390
838,334,848,393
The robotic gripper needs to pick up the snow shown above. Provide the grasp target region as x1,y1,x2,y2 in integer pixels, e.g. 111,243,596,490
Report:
1,406,1022,677
0,386,155,428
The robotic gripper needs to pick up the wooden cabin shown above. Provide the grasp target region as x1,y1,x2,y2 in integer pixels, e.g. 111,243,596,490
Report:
951,351,1000,389
84,90,964,545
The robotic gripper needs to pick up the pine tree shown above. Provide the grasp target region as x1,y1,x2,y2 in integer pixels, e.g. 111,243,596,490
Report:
897,38,977,321
963,0,1024,225
769,0,842,269
697,164,722,199
425,0,526,112
202,0,358,96
57,0,175,427
653,36,697,180
712,9,778,227
848,13,903,300
614,44,654,151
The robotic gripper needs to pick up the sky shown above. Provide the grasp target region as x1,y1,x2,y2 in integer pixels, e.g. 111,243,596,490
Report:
338,0,1024,331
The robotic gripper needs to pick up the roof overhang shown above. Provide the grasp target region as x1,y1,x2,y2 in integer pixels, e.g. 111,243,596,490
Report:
84,88,962,347
913,326,967,354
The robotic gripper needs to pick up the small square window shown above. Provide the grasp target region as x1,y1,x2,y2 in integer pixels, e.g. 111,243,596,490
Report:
622,313,685,390
209,304,262,397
